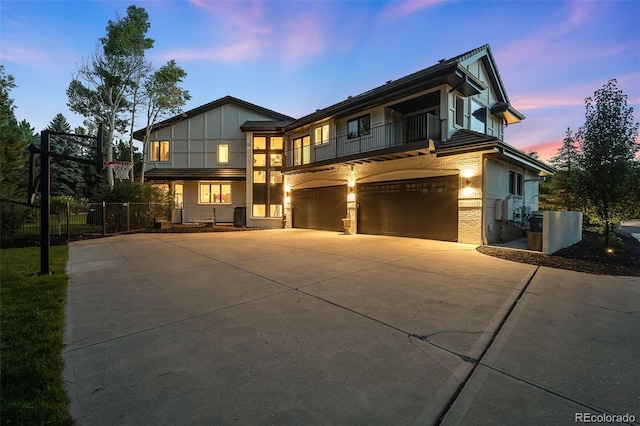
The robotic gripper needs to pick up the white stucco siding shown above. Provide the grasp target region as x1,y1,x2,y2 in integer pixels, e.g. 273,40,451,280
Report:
145,103,280,171
483,157,541,243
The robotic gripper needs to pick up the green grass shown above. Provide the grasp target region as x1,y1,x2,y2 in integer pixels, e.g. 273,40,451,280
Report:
0,246,74,425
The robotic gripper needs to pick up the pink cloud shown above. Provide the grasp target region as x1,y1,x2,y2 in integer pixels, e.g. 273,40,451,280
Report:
280,15,325,63
163,1,331,65
519,139,564,163
159,38,266,62
189,0,271,35
379,0,443,22
0,41,51,65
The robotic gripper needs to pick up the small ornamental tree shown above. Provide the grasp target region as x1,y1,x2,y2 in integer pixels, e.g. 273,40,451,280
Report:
575,79,639,246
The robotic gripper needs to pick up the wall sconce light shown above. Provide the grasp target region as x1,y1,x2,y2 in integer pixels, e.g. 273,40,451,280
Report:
348,179,356,188
347,191,356,202
466,178,471,187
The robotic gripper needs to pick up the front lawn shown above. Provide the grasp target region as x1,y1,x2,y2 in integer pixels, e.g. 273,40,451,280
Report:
0,246,74,425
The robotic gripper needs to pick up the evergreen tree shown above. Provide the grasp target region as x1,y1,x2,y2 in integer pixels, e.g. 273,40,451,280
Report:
0,66,31,235
575,79,639,246
45,113,86,196
545,128,581,211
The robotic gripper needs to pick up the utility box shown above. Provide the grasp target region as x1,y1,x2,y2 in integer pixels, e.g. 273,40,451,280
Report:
529,214,543,233
233,207,246,227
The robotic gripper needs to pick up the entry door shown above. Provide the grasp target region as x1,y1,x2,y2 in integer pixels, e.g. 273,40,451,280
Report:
357,176,458,241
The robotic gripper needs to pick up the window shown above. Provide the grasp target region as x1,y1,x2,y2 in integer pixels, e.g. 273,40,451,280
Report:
252,135,284,217
509,171,523,196
252,204,266,217
347,115,370,139
253,170,266,183
199,183,231,204
314,124,330,145
269,171,283,184
471,99,486,133
218,144,229,163
253,153,266,167
293,135,311,166
150,141,170,162
253,137,267,150
455,97,464,127
174,184,184,209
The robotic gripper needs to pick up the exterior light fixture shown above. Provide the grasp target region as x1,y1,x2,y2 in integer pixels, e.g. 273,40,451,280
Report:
347,191,356,202
461,169,474,179
466,178,471,187
348,179,356,188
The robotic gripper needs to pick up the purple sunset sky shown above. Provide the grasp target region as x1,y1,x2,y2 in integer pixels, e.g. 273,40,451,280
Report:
2,0,638,162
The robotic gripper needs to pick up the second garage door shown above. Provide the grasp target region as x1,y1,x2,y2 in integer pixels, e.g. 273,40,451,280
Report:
292,185,347,232
357,176,458,241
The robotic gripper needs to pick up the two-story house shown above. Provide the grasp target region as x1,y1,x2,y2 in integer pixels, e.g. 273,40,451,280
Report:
136,44,554,244
133,96,294,228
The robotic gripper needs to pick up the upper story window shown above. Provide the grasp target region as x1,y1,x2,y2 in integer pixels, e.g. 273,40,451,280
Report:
293,135,311,165
471,99,486,133
455,96,464,127
509,171,523,196
347,115,370,139
218,144,229,163
314,124,330,145
150,141,170,162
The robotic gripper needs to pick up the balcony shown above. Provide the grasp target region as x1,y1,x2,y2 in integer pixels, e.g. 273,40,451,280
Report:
283,112,441,171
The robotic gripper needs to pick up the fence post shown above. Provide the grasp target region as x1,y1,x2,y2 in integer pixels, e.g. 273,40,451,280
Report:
126,202,130,232
66,201,71,243
102,201,106,236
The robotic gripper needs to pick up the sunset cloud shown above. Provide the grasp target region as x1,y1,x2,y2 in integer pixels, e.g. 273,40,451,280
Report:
379,0,442,22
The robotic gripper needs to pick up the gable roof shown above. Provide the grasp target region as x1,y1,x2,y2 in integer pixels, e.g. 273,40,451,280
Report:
133,95,295,141
285,44,523,131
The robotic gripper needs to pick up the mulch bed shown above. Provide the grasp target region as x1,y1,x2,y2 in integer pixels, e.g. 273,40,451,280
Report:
142,224,265,233
477,231,640,277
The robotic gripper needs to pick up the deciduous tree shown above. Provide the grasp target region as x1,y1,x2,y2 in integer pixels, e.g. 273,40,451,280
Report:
139,60,190,182
575,79,639,246
67,5,153,187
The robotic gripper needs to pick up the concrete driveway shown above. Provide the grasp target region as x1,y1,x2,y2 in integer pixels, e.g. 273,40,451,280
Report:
63,229,640,425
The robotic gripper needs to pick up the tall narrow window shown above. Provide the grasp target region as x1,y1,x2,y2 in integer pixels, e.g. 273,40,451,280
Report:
174,183,184,209
455,97,464,127
150,141,170,162
293,135,311,165
253,135,284,217
314,124,330,145
218,144,229,163
509,171,523,196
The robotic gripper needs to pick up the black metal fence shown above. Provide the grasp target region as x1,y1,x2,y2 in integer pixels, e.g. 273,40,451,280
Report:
1,199,171,248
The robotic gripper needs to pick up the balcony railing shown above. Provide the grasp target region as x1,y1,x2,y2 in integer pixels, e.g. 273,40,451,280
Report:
285,112,441,168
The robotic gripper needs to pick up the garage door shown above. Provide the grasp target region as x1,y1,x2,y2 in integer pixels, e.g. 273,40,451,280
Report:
292,186,347,232
357,176,458,241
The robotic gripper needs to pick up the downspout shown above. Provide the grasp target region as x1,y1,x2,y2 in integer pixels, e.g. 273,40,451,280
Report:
482,156,488,245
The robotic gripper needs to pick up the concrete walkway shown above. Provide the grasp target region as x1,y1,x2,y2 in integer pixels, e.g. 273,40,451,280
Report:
63,229,640,425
